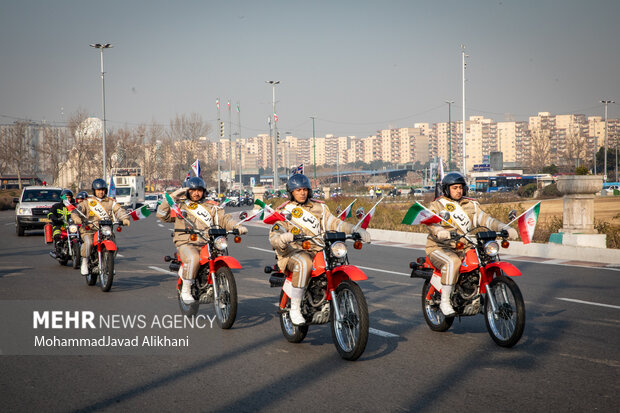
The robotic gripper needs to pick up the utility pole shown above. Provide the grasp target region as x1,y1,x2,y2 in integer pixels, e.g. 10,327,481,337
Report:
266,81,280,190
601,100,614,182
216,98,221,199
310,116,317,188
237,102,242,188
461,45,468,176
227,100,233,188
446,100,454,170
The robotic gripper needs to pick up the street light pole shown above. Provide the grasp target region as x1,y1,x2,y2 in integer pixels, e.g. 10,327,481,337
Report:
310,116,317,188
266,81,280,189
601,100,614,182
461,45,468,176
90,43,113,179
445,100,454,170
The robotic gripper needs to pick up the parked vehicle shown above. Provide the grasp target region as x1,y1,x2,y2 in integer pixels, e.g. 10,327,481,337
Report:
144,194,161,211
112,167,145,210
265,231,369,360
164,226,243,329
409,214,525,347
15,186,62,236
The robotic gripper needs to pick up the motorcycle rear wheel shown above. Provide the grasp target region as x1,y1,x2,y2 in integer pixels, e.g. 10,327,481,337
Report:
330,281,369,361
213,266,237,329
484,275,525,347
99,250,115,292
279,290,309,343
422,281,454,332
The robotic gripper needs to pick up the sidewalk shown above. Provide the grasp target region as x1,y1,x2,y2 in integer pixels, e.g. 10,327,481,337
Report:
367,228,620,266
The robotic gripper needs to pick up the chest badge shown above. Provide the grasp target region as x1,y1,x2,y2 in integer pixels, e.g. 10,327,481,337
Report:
291,207,303,219
188,202,198,210
89,200,97,207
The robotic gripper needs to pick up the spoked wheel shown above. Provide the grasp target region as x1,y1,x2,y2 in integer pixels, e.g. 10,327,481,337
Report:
330,281,369,361
422,281,454,332
279,290,309,343
85,254,97,286
213,267,237,329
72,242,80,269
99,250,115,292
484,275,526,347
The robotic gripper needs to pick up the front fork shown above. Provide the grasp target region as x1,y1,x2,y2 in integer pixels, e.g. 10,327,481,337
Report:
330,290,343,323
209,261,220,303
484,282,499,316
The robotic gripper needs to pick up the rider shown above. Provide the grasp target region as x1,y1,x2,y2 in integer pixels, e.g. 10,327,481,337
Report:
47,189,75,257
71,179,131,275
157,177,248,304
75,191,88,205
426,172,518,317
269,174,371,325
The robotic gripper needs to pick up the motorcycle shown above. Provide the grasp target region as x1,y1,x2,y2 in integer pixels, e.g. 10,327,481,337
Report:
48,219,82,269
164,226,242,329
83,219,124,292
264,231,369,361
409,214,525,347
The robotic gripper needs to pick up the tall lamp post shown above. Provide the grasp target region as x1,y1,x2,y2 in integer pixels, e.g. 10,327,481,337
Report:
445,100,454,170
310,116,317,188
601,100,614,182
461,45,468,175
90,43,113,179
266,81,280,189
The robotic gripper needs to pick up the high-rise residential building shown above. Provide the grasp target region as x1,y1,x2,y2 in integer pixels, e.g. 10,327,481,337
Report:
497,121,528,164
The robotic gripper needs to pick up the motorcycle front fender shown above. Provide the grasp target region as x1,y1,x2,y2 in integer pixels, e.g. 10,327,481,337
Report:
214,256,242,270
331,265,368,285
99,240,117,251
484,261,521,277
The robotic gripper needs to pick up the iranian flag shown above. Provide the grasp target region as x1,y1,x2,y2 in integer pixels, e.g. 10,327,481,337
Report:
401,202,442,226
517,201,541,244
356,197,384,230
254,199,286,224
61,194,76,211
164,192,185,218
130,205,151,221
338,199,357,221
220,197,231,207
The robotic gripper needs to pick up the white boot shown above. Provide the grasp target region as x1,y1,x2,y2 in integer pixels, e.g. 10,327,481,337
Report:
440,284,456,317
81,258,89,276
288,286,306,325
181,279,195,303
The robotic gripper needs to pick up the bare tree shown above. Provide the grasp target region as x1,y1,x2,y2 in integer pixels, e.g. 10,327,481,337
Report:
565,125,588,169
167,113,211,181
66,110,99,189
4,122,36,189
143,121,165,191
38,125,71,185
529,127,552,173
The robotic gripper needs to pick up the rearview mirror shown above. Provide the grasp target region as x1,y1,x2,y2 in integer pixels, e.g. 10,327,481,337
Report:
239,211,248,220
508,209,517,221
355,207,365,219
283,211,293,221
438,210,451,221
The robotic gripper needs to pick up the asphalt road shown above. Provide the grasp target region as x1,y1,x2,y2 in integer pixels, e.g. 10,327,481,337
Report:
0,208,618,412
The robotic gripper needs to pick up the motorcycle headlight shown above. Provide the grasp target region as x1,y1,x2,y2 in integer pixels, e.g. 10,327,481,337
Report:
18,207,32,216
101,226,112,236
69,224,79,233
484,241,500,257
330,241,348,258
214,236,228,251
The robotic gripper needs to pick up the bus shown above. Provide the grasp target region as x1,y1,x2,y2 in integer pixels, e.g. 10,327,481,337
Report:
473,174,554,193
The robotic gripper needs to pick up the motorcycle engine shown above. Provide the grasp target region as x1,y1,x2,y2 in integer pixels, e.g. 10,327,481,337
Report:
456,272,480,301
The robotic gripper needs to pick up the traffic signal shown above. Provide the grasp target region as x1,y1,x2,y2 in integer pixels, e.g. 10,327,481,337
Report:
276,131,280,143
220,121,225,138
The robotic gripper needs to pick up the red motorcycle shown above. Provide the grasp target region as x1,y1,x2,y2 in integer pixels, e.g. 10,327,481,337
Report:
83,219,123,292
410,224,525,347
165,226,242,329
265,231,369,361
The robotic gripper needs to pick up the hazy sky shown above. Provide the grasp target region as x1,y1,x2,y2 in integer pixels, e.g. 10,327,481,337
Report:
1,0,618,138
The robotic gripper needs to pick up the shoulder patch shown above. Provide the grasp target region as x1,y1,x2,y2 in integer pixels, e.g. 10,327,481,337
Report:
310,198,324,203
271,224,280,231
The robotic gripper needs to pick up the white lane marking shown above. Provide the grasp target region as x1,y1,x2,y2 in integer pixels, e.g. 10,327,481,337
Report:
158,223,164,227
5,222,13,226
149,266,175,276
369,327,399,338
117,254,124,258
248,246,274,253
357,265,410,277
557,297,620,310
168,228,173,231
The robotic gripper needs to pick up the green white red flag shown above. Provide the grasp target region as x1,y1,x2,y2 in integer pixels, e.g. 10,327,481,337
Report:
517,201,541,244
61,194,76,211
164,192,184,218
355,197,384,230
338,199,357,221
401,202,442,226
129,205,151,221
254,199,286,224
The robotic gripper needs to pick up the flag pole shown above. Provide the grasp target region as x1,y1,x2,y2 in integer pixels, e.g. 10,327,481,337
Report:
502,201,541,229
353,197,385,231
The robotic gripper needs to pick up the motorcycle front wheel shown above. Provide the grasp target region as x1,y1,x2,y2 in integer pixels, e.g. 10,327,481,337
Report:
85,253,97,286
72,242,80,269
484,275,525,348
279,290,309,343
330,281,369,361
213,266,238,329
422,281,454,332
99,250,115,292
